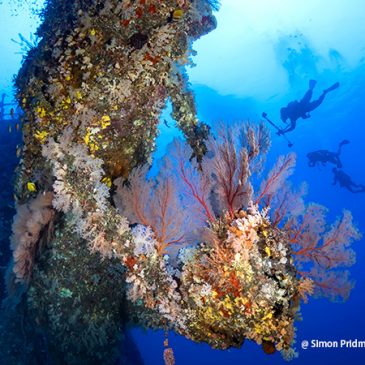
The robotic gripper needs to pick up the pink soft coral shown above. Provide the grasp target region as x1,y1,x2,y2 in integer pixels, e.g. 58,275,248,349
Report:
10,192,54,283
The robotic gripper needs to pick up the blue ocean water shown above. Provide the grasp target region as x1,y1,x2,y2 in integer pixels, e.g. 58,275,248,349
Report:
1,1,365,364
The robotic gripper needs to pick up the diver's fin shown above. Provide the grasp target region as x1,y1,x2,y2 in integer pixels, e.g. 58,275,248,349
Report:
337,139,350,155
324,82,340,93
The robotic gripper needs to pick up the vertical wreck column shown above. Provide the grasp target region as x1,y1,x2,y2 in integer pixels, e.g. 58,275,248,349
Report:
2,1,217,364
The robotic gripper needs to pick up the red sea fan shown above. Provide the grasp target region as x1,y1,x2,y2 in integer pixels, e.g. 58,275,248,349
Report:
270,182,307,227
115,121,361,303
170,123,270,221
207,123,270,218
115,164,198,255
169,138,215,223
255,153,296,207
207,128,252,218
287,206,361,301
114,122,270,254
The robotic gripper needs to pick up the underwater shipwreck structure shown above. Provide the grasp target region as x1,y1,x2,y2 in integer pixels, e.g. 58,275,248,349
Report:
0,0,361,364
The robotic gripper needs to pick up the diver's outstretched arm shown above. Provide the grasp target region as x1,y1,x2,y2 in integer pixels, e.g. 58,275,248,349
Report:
278,120,296,135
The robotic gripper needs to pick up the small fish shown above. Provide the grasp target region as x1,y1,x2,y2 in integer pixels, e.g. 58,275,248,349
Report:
8,125,12,133
10,108,15,119
173,9,184,21
163,119,170,128
16,145,22,158
101,176,112,188
15,123,20,131
27,182,37,192
169,9,184,22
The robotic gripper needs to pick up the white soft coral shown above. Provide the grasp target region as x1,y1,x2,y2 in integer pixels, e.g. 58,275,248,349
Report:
131,224,157,256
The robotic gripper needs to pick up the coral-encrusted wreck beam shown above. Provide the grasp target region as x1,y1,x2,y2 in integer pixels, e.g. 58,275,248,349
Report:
15,0,216,200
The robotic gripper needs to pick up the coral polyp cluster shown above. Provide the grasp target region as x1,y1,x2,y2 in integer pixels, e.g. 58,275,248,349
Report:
117,204,298,357
178,206,298,353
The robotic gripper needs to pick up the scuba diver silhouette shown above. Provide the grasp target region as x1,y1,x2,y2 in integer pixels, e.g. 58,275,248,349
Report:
307,140,350,168
332,168,365,193
278,80,340,135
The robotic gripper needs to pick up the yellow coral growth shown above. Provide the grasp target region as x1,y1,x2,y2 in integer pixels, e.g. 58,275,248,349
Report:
101,115,111,129
34,130,49,143
27,182,37,192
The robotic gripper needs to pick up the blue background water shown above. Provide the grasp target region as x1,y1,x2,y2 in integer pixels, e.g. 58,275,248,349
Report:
1,1,364,364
